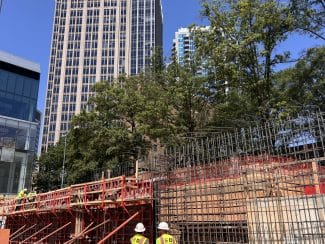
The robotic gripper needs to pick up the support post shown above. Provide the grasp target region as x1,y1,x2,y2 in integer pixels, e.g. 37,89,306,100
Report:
10,224,37,241
312,161,325,235
75,211,84,244
9,225,25,238
98,211,140,244
312,161,321,194
64,219,111,244
35,222,71,244
64,222,93,244
135,160,139,180
21,223,52,243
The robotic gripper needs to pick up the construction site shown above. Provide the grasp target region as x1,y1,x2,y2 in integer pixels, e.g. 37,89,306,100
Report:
1,110,325,243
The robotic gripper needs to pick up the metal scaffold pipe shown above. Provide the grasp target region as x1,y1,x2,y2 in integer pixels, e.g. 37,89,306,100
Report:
98,211,140,244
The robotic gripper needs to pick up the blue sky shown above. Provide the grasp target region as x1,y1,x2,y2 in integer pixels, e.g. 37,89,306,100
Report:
0,0,322,114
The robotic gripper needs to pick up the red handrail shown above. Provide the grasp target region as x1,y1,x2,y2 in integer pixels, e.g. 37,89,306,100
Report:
3,176,154,216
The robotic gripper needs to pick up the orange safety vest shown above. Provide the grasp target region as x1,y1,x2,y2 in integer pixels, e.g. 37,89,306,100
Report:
130,233,149,244
156,233,177,244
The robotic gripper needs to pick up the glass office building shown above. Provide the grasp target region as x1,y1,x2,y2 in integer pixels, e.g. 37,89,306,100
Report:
0,51,40,195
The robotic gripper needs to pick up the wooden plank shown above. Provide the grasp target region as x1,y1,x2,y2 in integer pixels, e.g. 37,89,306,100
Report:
0,229,10,244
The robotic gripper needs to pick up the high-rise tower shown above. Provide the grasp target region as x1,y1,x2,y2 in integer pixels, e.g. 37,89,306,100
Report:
172,26,209,76
172,27,195,66
42,0,162,151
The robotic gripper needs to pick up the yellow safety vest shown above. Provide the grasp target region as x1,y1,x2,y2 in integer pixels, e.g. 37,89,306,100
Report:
130,233,149,244
156,234,177,244
17,190,25,199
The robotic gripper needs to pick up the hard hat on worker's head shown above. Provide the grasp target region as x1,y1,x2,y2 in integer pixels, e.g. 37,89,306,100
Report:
23,188,27,192
158,222,169,231
135,222,146,233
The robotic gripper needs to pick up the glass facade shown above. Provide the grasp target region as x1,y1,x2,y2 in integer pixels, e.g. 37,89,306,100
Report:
0,69,39,122
0,51,40,195
0,116,39,194
131,0,162,75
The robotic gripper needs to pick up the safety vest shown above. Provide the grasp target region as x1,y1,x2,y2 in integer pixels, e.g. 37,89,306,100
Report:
17,190,25,199
156,233,177,244
130,233,149,244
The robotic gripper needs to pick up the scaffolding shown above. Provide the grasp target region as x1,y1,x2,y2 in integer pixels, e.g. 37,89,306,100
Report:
154,111,325,243
0,176,153,243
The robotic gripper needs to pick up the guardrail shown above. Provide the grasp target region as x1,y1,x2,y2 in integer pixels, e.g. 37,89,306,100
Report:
0,176,153,216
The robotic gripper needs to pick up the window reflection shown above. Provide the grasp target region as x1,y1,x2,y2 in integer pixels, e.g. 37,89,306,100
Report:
0,116,39,194
0,70,39,122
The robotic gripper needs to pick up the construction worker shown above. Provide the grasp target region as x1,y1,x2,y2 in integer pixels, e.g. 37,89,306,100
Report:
130,222,149,244
0,194,5,208
156,222,177,244
16,189,27,203
27,191,37,202
15,188,27,210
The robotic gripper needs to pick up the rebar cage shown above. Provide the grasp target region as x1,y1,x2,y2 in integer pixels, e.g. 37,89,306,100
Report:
154,111,325,243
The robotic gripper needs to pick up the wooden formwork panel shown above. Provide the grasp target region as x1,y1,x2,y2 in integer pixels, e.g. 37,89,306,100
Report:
0,229,9,244
158,170,312,223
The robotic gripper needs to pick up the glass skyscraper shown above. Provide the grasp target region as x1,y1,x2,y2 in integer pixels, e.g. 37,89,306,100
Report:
42,0,163,151
0,50,40,195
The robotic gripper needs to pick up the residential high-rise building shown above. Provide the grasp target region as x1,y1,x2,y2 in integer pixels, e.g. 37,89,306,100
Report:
172,26,209,75
42,0,163,151
0,50,41,195
172,27,195,66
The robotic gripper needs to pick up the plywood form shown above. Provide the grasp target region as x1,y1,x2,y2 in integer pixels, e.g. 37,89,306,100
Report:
158,167,313,222
0,229,10,244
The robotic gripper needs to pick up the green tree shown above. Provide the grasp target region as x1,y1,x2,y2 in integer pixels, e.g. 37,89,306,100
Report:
274,46,325,112
35,71,177,188
65,78,147,184
35,138,67,192
166,60,213,134
196,0,323,125
289,0,325,40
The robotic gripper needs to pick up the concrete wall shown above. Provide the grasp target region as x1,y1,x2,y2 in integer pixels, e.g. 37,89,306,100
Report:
247,195,325,243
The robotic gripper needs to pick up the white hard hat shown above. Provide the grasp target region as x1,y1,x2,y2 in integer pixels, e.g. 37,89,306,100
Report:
135,222,146,232
158,222,169,231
